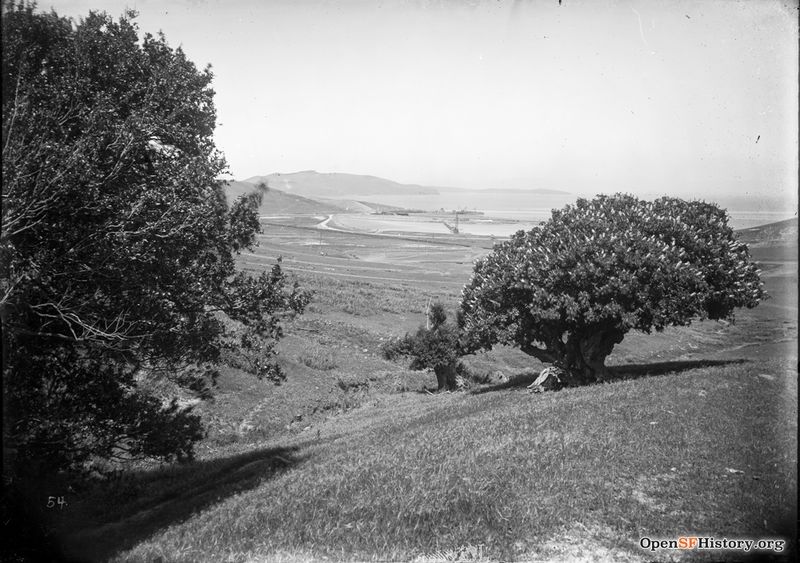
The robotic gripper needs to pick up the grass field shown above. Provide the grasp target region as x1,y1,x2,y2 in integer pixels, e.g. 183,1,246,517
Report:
29,215,799,562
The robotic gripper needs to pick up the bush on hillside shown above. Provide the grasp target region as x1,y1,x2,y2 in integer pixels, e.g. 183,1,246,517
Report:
382,303,464,391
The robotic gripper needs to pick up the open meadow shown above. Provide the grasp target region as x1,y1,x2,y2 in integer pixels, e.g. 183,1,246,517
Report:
41,213,797,562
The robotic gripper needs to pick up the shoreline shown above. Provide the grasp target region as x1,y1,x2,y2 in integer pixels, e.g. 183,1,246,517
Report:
298,211,797,238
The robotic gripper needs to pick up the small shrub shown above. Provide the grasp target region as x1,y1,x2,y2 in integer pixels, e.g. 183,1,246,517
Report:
454,375,472,391
383,303,464,391
335,376,369,392
392,374,410,393
297,345,337,371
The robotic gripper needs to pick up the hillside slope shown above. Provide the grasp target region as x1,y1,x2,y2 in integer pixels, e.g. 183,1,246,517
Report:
63,358,796,563
224,180,344,215
27,217,797,563
243,171,439,198
736,217,798,263
736,217,798,244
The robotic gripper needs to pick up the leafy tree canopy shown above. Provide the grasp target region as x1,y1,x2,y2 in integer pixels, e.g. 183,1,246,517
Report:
1,2,309,475
459,194,765,384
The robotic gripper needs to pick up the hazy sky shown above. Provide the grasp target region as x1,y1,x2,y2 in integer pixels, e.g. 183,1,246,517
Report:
41,0,798,204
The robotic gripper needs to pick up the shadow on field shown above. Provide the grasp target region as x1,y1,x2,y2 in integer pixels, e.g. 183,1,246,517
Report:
470,371,540,394
608,358,747,380
471,359,748,394
45,446,304,562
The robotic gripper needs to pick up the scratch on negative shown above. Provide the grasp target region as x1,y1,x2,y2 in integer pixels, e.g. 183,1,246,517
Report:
631,7,651,51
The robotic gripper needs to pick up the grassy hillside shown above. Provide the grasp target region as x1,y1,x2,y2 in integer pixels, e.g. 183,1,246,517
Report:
736,217,798,263
59,359,796,563
25,218,798,562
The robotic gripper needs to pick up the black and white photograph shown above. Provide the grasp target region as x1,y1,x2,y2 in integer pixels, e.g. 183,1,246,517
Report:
2,0,797,561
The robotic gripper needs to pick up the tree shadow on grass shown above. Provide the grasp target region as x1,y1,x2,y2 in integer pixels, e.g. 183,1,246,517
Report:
9,445,304,563
470,359,748,395
470,370,540,394
607,358,747,381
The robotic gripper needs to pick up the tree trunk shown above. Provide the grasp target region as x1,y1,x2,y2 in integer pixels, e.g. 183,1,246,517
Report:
561,330,624,385
434,364,457,391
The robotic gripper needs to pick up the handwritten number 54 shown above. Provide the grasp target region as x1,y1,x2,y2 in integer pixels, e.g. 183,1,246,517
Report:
46,496,67,509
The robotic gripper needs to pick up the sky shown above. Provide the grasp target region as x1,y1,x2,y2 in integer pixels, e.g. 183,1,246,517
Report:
39,0,798,206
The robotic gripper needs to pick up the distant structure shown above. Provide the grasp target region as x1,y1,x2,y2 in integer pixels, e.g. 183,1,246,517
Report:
443,212,460,234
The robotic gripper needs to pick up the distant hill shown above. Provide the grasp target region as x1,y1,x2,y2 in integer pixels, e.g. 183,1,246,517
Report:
223,180,343,215
242,171,439,198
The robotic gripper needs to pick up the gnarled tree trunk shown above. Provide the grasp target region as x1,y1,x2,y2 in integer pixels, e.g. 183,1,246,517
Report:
561,330,624,385
434,363,457,391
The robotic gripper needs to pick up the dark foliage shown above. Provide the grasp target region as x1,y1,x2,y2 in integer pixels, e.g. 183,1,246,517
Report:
1,2,309,476
382,303,463,391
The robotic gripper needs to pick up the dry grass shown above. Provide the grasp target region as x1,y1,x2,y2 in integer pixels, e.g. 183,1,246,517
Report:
48,359,797,562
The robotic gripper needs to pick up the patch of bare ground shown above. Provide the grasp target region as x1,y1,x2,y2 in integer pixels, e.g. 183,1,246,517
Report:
526,523,651,562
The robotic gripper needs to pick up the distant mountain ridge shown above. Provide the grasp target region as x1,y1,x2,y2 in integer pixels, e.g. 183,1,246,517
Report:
242,171,439,198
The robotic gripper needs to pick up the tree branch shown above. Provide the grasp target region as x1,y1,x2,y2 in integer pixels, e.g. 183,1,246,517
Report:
519,342,558,364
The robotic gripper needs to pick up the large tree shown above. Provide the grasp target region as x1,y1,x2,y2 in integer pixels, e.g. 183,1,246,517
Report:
1,3,308,475
459,194,765,385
